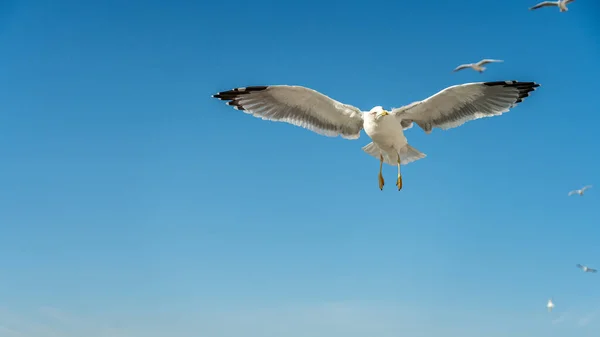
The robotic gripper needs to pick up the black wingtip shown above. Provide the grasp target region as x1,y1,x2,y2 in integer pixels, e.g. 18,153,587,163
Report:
483,80,540,87
212,86,270,111
212,86,269,101
483,80,541,104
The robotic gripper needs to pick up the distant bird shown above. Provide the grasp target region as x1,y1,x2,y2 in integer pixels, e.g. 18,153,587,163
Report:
453,59,504,73
568,185,592,196
547,298,555,312
212,81,540,191
576,264,597,273
530,0,575,12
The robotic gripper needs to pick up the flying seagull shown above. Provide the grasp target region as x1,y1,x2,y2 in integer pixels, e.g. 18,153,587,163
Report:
568,185,592,196
547,298,555,312
212,81,540,191
576,264,597,273
453,59,504,73
530,0,575,12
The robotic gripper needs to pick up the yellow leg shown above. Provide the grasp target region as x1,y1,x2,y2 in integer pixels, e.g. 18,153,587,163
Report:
396,154,403,191
378,155,385,191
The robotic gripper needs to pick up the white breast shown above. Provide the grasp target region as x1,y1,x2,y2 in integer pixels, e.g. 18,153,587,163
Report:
363,115,407,149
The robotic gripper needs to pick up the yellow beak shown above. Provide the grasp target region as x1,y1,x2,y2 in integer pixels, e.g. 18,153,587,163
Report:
379,110,389,117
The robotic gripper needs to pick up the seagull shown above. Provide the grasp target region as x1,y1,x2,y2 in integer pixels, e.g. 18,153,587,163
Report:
576,264,597,273
547,298,555,312
453,59,504,73
530,0,575,12
568,185,592,196
212,81,540,191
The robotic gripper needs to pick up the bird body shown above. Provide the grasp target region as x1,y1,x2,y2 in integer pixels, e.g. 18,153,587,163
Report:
568,185,592,196
362,107,425,189
530,0,574,12
453,59,503,73
362,108,407,149
212,81,540,190
547,298,555,312
362,107,423,165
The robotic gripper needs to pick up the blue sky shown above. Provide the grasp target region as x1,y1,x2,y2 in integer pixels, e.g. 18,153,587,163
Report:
1,0,599,336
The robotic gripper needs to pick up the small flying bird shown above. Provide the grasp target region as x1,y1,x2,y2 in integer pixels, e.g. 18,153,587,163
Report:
576,264,597,273
453,59,504,73
530,0,575,12
568,185,592,196
547,298,555,312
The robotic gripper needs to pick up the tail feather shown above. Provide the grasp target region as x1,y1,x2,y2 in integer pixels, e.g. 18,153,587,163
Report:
361,142,426,166
401,144,427,164
362,142,387,162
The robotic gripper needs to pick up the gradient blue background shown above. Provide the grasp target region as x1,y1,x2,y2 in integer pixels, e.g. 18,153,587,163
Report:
0,0,599,336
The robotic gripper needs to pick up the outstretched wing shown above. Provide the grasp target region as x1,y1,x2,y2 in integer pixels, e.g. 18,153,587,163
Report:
453,64,472,72
576,264,584,269
588,268,597,273
530,1,558,10
565,0,575,4
390,81,540,134
581,185,592,192
212,85,364,139
568,190,578,196
477,59,504,66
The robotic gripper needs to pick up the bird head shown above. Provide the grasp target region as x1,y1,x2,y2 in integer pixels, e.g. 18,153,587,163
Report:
368,106,390,119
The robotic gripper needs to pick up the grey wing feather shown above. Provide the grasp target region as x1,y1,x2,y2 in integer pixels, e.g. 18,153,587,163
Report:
477,59,504,66
530,1,558,10
453,64,472,72
393,102,420,130
212,85,364,139
390,81,540,134
400,120,414,130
